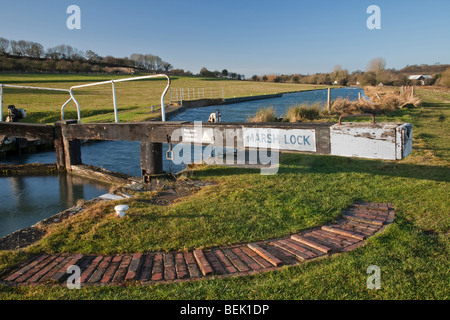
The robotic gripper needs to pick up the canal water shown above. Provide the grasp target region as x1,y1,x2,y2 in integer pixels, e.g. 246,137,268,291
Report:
0,174,109,238
0,87,365,238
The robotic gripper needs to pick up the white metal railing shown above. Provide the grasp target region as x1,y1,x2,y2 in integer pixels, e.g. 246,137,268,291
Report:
0,84,70,122
1,74,171,123
169,86,224,105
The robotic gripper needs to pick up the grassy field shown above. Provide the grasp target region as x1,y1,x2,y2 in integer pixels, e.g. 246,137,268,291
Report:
0,73,327,124
0,84,448,300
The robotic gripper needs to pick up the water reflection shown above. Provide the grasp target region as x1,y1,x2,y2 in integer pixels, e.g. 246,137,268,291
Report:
0,174,109,238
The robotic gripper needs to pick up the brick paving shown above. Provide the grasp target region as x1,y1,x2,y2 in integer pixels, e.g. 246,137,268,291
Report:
1,202,395,287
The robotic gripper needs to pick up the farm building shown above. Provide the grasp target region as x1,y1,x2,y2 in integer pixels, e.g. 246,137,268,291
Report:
408,75,432,85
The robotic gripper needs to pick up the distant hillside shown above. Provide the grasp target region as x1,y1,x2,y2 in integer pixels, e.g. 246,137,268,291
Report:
398,64,450,75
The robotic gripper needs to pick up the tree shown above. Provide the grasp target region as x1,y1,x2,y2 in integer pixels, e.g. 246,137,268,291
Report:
221,69,228,78
331,65,349,86
437,67,450,87
130,53,145,68
200,67,214,77
361,71,377,86
162,62,173,72
262,75,268,82
366,57,387,84
27,42,44,58
0,38,10,54
366,57,386,73
85,50,100,62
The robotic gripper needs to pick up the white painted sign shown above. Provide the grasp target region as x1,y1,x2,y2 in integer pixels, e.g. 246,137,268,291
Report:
182,127,214,143
243,128,316,152
329,123,412,160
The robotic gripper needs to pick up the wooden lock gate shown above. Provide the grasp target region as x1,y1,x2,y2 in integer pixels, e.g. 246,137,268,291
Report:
0,115,413,181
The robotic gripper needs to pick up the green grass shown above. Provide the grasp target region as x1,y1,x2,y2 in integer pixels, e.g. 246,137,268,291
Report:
0,73,326,124
0,84,448,300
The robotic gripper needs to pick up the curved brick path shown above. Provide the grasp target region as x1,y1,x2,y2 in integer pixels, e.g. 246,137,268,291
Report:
2,202,395,287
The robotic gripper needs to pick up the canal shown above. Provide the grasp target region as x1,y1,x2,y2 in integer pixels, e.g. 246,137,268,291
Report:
0,87,365,238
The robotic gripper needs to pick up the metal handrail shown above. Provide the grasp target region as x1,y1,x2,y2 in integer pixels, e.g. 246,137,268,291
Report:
67,74,171,123
0,84,70,122
1,74,171,123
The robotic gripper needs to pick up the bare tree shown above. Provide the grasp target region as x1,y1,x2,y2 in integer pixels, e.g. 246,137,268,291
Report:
366,57,386,73
0,38,10,54
27,42,44,58
130,53,145,68
10,40,30,56
85,50,100,62
162,62,173,72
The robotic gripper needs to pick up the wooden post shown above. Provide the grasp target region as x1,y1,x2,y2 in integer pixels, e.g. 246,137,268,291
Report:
54,120,82,172
327,87,331,111
140,141,163,182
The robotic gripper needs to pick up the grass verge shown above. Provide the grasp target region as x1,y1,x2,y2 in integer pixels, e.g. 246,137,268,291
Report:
0,86,448,300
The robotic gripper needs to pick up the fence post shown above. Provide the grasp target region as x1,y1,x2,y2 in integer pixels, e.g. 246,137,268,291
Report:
140,142,163,182
112,81,118,123
54,120,82,172
0,84,3,122
327,87,331,111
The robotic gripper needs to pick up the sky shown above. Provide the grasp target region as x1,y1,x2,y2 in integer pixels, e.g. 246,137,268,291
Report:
1,0,449,77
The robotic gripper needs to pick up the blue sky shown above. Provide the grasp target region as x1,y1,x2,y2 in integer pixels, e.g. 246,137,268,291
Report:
1,0,449,77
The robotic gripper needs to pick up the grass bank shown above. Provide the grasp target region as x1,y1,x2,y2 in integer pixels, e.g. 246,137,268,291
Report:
0,86,448,300
0,74,327,124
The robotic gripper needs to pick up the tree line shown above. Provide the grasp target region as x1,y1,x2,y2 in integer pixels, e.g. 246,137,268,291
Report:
251,58,450,87
0,37,176,74
199,67,245,80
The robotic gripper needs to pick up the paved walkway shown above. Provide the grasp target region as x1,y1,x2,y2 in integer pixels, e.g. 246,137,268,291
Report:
2,202,395,287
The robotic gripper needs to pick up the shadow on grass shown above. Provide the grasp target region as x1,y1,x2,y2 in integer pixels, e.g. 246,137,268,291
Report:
192,153,450,183
26,107,137,124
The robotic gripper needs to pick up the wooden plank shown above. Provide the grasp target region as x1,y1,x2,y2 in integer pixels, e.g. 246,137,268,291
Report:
87,256,112,283
212,249,238,274
100,255,122,283
241,246,273,268
137,254,153,281
231,247,262,270
342,214,384,226
174,253,190,279
163,253,176,280
290,234,332,254
204,251,227,275
322,225,366,240
0,122,54,140
193,249,213,276
271,240,309,261
4,255,47,282
50,253,84,283
80,256,103,283
112,255,132,283
125,253,143,281
60,121,335,156
151,254,163,281
184,252,202,278
222,248,250,272
247,243,282,267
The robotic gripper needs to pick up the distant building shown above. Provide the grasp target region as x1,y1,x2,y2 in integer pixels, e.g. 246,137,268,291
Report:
408,75,432,85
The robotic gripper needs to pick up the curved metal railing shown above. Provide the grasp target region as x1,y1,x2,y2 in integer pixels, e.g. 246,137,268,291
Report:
1,74,171,123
